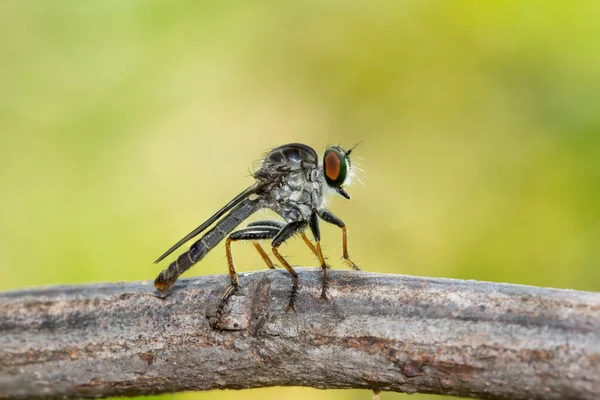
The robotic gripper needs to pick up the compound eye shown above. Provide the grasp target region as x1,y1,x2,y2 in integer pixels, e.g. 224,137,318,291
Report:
323,148,347,188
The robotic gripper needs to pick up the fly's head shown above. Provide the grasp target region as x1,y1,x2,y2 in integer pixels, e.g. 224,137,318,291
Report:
322,144,358,200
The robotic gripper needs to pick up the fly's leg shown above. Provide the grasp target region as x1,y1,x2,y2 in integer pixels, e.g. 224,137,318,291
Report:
300,231,320,260
271,246,299,312
309,212,330,301
251,219,328,300
214,226,280,328
253,242,276,269
341,226,359,270
247,220,286,269
271,221,306,312
215,237,239,327
247,220,286,229
318,209,360,271
247,220,321,269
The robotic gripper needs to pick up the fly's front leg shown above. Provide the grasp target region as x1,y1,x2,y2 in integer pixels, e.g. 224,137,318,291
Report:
309,211,330,301
271,221,306,312
215,226,280,328
318,209,360,271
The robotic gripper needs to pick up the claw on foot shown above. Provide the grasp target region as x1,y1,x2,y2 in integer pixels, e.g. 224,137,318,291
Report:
320,279,330,302
285,303,298,313
342,257,360,271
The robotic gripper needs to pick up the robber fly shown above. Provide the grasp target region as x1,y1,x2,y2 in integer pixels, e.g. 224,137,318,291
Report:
154,143,359,324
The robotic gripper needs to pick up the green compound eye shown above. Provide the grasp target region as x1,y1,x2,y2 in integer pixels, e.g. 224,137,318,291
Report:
323,147,348,188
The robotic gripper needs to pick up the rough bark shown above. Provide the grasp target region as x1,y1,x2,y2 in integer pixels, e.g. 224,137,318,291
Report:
0,268,598,399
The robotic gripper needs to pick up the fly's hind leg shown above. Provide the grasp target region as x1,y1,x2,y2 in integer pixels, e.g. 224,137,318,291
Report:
318,209,360,271
214,226,280,328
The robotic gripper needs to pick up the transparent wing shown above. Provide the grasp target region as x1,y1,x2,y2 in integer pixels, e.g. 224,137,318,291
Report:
154,180,266,264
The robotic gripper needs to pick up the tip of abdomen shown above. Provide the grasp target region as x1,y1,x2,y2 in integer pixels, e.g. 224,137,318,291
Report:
154,270,177,292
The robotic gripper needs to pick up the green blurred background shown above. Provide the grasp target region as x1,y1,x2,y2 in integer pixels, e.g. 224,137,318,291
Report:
1,1,599,400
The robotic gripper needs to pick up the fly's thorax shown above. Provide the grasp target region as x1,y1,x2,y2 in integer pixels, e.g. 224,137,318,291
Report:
264,172,323,223
269,183,291,202
268,164,321,203
254,143,326,223
265,143,319,170
285,171,306,190
264,195,310,223
257,143,319,180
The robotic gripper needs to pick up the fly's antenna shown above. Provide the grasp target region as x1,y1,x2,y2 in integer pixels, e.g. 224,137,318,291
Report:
346,140,363,156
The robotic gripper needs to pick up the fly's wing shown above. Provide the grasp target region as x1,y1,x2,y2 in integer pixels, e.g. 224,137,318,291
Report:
154,180,266,264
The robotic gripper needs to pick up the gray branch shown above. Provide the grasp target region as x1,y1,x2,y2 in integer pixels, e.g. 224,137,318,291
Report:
0,269,598,399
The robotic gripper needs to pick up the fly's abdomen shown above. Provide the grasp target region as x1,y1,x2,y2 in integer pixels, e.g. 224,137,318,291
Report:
154,242,209,292
154,199,260,292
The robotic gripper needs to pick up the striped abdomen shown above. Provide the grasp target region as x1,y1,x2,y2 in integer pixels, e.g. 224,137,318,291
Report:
154,199,261,292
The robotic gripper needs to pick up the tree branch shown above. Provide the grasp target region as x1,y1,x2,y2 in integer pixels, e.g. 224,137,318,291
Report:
0,268,598,399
